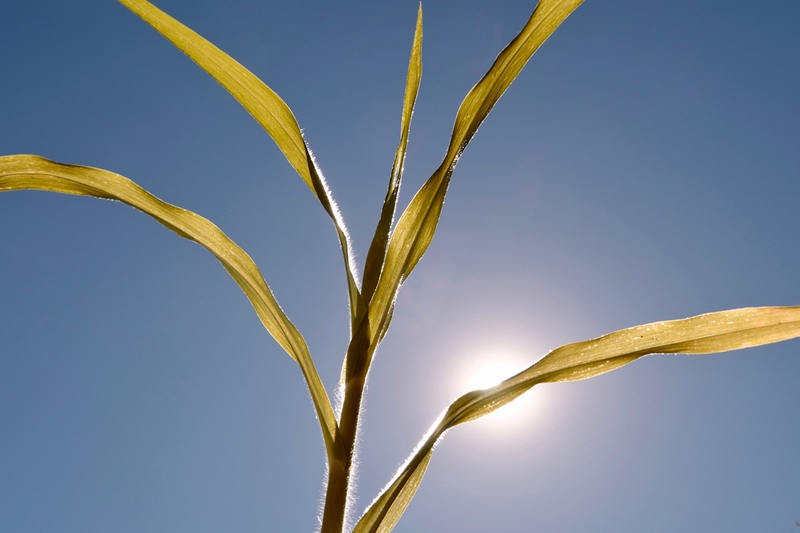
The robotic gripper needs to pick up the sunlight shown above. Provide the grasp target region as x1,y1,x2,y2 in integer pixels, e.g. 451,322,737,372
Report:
465,359,521,391
458,354,538,430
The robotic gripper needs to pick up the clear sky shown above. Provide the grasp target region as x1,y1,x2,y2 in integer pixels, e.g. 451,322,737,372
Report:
1,1,799,532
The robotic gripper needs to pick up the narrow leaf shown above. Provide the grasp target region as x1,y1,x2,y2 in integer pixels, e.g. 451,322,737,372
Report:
0,154,340,458
365,0,583,362
361,4,423,305
354,306,800,533
119,0,365,332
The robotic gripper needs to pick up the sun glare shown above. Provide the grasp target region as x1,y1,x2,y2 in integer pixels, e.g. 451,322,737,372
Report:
466,360,521,391
459,355,538,429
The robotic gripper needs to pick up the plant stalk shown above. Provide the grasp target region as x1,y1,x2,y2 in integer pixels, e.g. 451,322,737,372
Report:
320,372,366,533
320,455,349,533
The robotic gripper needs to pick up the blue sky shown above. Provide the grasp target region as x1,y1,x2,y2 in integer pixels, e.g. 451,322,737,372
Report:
1,1,799,532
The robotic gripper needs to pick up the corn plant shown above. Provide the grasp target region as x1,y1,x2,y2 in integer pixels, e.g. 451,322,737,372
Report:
1,1,798,532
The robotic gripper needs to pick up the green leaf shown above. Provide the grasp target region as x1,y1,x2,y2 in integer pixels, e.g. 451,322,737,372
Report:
354,306,800,533
119,0,365,333
361,4,423,305
0,154,341,460
364,0,584,362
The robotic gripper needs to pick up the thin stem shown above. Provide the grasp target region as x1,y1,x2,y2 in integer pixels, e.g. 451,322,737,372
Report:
320,373,366,533
320,455,349,533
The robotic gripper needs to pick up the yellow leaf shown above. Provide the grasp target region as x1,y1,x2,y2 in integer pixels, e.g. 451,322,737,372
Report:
0,154,341,460
365,0,584,367
339,4,423,390
361,4,423,305
119,0,365,332
354,306,800,533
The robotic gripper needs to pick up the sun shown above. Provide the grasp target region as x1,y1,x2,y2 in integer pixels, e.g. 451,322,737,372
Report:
458,354,538,429
465,359,522,391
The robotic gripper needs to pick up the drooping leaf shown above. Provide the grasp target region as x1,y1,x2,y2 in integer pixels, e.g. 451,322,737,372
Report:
119,0,365,332
0,154,341,459
354,306,800,533
363,0,584,366
361,4,423,305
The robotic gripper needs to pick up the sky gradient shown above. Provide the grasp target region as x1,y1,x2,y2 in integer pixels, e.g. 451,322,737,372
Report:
1,1,799,532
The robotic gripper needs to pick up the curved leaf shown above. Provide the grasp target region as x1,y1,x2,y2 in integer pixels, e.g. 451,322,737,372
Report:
354,306,800,533
0,154,340,458
119,0,365,332
364,0,584,366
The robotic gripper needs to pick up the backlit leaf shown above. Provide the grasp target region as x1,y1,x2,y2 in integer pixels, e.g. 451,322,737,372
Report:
354,306,800,533
119,0,365,332
361,4,423,305
340,5,423,389
364,0,584,367
0,154,340,459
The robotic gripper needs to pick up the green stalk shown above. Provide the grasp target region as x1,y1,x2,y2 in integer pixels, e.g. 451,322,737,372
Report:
321,371,366,533
320,454,350,533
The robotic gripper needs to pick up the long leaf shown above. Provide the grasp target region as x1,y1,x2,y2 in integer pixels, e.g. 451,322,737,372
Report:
119,0,365,332
0,154,340,459
361,4,423,305
363,0,584,366
340,4,423,389
354,306,800,533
